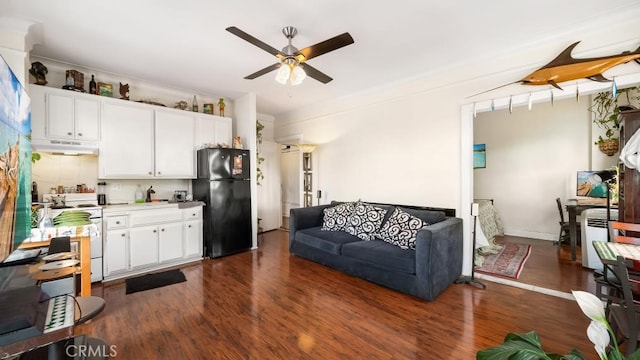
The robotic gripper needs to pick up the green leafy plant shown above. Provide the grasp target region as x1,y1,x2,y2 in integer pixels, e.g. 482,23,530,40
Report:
590,87,639,145
476,291,640,360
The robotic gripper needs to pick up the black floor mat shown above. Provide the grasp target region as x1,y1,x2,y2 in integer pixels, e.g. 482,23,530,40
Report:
125,269,186,294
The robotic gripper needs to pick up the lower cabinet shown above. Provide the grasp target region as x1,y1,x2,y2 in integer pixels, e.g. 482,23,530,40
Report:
104,229,128,276
103,205,203,281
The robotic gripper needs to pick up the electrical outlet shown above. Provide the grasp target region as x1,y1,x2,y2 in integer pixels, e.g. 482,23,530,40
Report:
111,183,122,191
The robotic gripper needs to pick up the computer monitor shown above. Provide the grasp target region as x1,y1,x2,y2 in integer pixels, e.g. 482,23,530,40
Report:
576,170,616,198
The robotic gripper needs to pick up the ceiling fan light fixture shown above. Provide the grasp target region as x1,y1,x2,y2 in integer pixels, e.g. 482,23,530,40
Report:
289,65,306,86
275,63,291,84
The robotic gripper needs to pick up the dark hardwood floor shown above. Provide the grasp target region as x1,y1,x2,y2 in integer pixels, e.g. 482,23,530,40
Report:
75,231,598,359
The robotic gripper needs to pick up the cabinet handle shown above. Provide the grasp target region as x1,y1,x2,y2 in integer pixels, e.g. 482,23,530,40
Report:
188,225,192,228
77,132,83,136
67,132,72,136
116,221,120,224
121,233,125,237
158,171,162,175
148,171,152,175
153,229,157,233
192,213,196,216
161,228,165,232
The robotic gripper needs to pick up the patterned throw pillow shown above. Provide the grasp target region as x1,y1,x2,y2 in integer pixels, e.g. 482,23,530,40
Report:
322,202,356,231
378,207,427,249
344,202,387,241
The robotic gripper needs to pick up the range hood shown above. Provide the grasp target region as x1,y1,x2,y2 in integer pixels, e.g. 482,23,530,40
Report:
31,138,99,155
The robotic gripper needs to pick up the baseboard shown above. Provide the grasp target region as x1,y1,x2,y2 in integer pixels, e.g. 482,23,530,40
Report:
503,229,556,241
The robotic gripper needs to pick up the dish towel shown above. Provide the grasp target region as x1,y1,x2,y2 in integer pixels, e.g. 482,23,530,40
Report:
620,128,640,171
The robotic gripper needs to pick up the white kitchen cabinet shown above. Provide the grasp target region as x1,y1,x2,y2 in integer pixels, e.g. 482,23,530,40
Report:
99,101,155,178
195,115,233,148
104,229,129,276
183,206,203,259
158,222,184,262
29,84,46,140
29,84,100,142
155,109,196,178
102,205,203,281
48,92,101,141
129,225,160,269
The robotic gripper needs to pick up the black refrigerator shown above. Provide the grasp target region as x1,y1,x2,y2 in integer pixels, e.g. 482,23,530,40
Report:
192,148,252,258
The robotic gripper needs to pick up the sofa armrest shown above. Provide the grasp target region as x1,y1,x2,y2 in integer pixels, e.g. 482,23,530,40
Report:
289,205,332,249
414,217,464,300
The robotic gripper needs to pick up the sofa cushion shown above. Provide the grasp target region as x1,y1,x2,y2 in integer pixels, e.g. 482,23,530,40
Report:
296,227,360,255
344,202,387,241
378,207,427,250
399,207,445,225
342,240,416,274
322,202,356,232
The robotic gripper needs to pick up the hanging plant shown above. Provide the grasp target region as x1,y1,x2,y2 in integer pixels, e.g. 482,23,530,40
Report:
589,86,639,155
256,121,265,185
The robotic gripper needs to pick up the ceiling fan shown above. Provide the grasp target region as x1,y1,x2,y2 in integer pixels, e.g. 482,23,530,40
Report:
225,26,354,85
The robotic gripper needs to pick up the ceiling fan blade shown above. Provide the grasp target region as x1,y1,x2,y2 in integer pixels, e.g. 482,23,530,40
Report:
226,26,285,59
301,63,333,84
297,32,354,61
244,63,281,80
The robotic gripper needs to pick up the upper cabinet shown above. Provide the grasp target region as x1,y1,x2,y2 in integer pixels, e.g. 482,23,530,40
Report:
195,115,232,149
29,84,100,142
155,109,196,178
30,84,234,180
100,101,155,178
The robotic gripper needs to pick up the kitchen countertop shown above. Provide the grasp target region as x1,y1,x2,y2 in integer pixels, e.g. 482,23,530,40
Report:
102,201,205,213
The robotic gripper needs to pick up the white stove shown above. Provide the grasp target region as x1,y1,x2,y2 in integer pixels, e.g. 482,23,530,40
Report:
35,193,103,282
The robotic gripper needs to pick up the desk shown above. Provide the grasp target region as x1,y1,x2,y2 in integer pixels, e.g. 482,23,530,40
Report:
565,199,615,262
18,236,91,297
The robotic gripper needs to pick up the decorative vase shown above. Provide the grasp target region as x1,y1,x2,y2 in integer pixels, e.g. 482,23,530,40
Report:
598,139,619,156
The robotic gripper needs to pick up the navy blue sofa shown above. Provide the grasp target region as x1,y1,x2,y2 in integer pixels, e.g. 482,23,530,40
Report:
289,202,463,301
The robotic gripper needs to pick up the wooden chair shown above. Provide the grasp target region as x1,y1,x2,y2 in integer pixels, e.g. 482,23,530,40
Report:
610,221,640,245
608,255,640,356
555,198,580,247
597,221,640,316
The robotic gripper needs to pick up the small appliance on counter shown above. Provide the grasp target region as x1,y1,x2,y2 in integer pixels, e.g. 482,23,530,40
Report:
97,182,106,205
173,190,187,202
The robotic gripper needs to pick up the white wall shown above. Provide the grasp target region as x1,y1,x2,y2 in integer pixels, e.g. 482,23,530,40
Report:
474,97,591,240
274,12,640,276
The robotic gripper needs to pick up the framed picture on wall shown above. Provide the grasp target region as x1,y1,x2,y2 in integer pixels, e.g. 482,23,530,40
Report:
473,144,486,169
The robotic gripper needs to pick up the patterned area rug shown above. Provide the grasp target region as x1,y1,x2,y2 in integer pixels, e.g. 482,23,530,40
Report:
476,243,532,279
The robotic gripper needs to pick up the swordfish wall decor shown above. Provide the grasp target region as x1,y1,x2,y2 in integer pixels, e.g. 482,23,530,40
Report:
472,41,640,97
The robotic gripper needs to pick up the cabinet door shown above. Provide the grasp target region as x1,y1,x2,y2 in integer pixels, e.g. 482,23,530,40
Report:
158,222,184,262
74,96,101,141
47,92,75,139
195,116,215,148
214,116,232,147
100,101,155,178
155,110,196,178
129,225,159,269
104,230,128,276
29,85,46,140
184,220,202,258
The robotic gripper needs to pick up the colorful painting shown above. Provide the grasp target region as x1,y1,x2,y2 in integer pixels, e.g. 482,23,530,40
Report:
0,54,31,260
474,144,486,169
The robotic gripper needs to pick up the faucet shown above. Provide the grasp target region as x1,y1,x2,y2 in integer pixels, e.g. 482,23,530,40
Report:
145,186,155,202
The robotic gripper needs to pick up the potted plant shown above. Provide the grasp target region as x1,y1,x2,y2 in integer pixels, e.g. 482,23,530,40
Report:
590,86,639,156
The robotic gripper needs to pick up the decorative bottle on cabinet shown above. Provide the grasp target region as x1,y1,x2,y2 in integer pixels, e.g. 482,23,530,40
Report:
617,109,640,223
89,75,97,94
192,95,198,112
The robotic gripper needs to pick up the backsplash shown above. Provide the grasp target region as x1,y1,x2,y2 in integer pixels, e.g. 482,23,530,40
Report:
32,153,191,203
32,153,99,200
